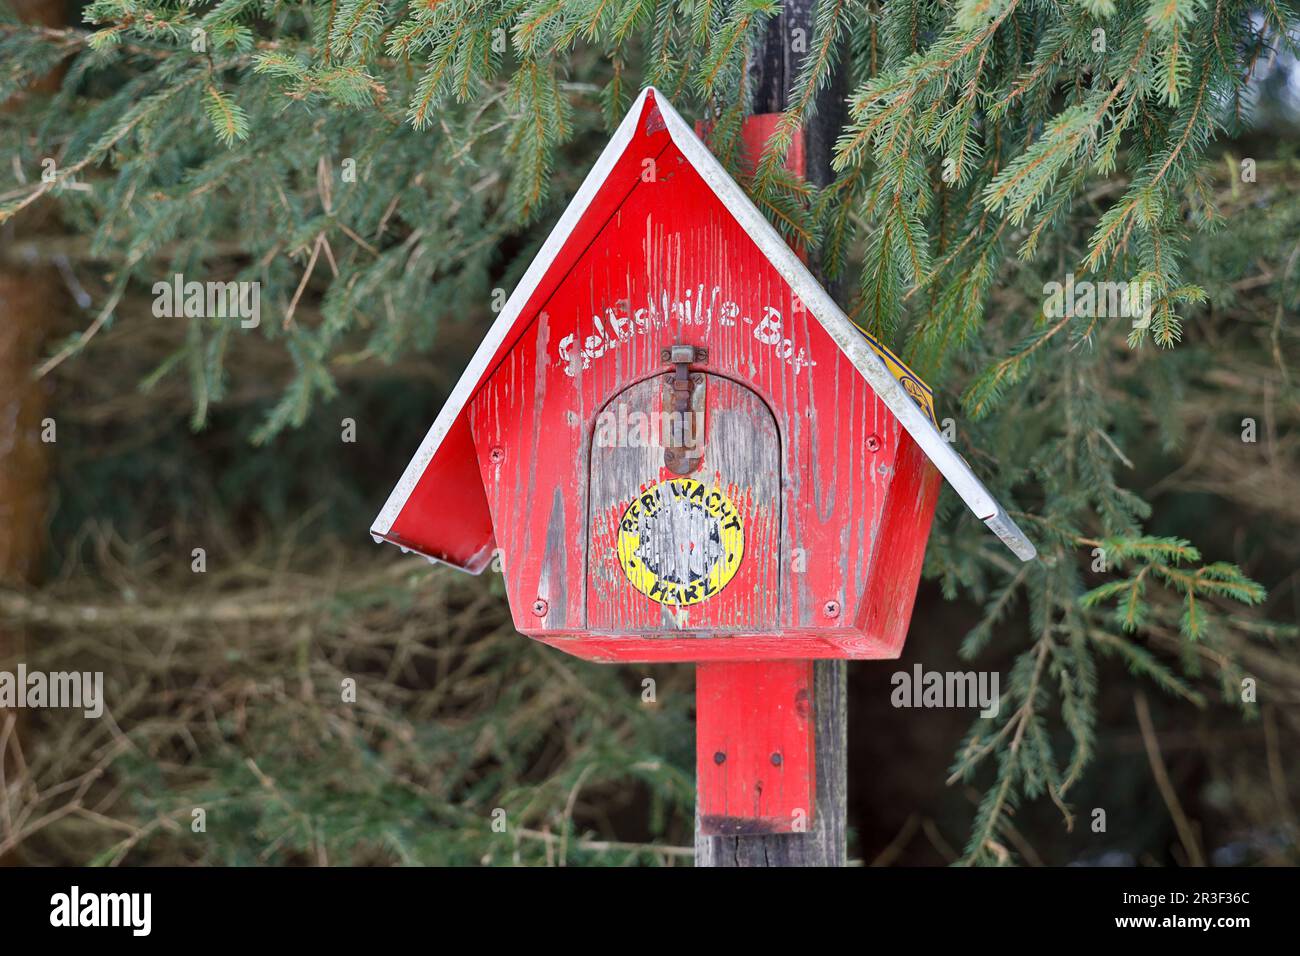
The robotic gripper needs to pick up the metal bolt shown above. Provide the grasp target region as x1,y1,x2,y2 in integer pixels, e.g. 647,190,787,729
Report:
489,446,505,464
865,434,881,452
770,752,783,767
713,751,726,765
823,600,840,619
531,598,548,617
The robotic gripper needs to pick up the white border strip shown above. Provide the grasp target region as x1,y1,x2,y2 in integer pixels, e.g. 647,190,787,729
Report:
372,86,1036,562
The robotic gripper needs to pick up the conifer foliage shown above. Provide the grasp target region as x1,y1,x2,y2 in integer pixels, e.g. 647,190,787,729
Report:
1,0,1296,864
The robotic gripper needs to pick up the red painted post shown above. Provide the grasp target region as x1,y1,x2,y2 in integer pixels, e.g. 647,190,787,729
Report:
694,0,847,866
696,661,816,835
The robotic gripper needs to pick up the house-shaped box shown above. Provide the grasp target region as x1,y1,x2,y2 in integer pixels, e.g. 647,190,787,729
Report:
371,87,1034,665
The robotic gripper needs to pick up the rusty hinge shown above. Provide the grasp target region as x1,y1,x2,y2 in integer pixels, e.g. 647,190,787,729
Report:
660,345,707,475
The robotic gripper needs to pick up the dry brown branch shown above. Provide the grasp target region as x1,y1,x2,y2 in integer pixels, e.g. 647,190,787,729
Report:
1134,691,1207,867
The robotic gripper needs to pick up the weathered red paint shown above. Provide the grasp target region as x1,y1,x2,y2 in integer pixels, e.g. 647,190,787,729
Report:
379,90,940,663
387,416,495,572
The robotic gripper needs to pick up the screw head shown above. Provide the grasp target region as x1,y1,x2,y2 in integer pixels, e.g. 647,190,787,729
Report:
865,434,881,452
531,598,548,617
823,600,841,619
713,751,726,765
489,446,505,464
770,752,783,767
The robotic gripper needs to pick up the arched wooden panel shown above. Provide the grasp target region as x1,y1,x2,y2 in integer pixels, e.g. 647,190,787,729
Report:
586,373,781,632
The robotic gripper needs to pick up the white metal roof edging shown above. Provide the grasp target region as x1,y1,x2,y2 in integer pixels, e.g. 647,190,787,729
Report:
649,92,1036,561
370,87,659,543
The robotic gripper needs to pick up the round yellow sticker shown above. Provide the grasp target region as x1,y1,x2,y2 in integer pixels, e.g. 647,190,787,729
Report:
616,478,744,606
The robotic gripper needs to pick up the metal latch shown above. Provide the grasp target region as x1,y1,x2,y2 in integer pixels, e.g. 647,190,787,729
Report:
660,345,707,474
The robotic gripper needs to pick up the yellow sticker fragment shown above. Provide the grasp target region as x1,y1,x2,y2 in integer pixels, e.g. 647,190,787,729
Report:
857,327,938,426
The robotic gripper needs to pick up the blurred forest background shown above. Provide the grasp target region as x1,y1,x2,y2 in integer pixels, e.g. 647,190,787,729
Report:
1,0,1299,865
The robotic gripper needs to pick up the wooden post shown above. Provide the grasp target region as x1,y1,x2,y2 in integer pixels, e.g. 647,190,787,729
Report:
695,0,849,868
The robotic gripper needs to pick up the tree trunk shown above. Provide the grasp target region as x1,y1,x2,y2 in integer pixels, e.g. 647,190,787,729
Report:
0,0,65,865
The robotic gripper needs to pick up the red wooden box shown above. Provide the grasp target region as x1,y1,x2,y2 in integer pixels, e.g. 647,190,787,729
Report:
372,88,1033,665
